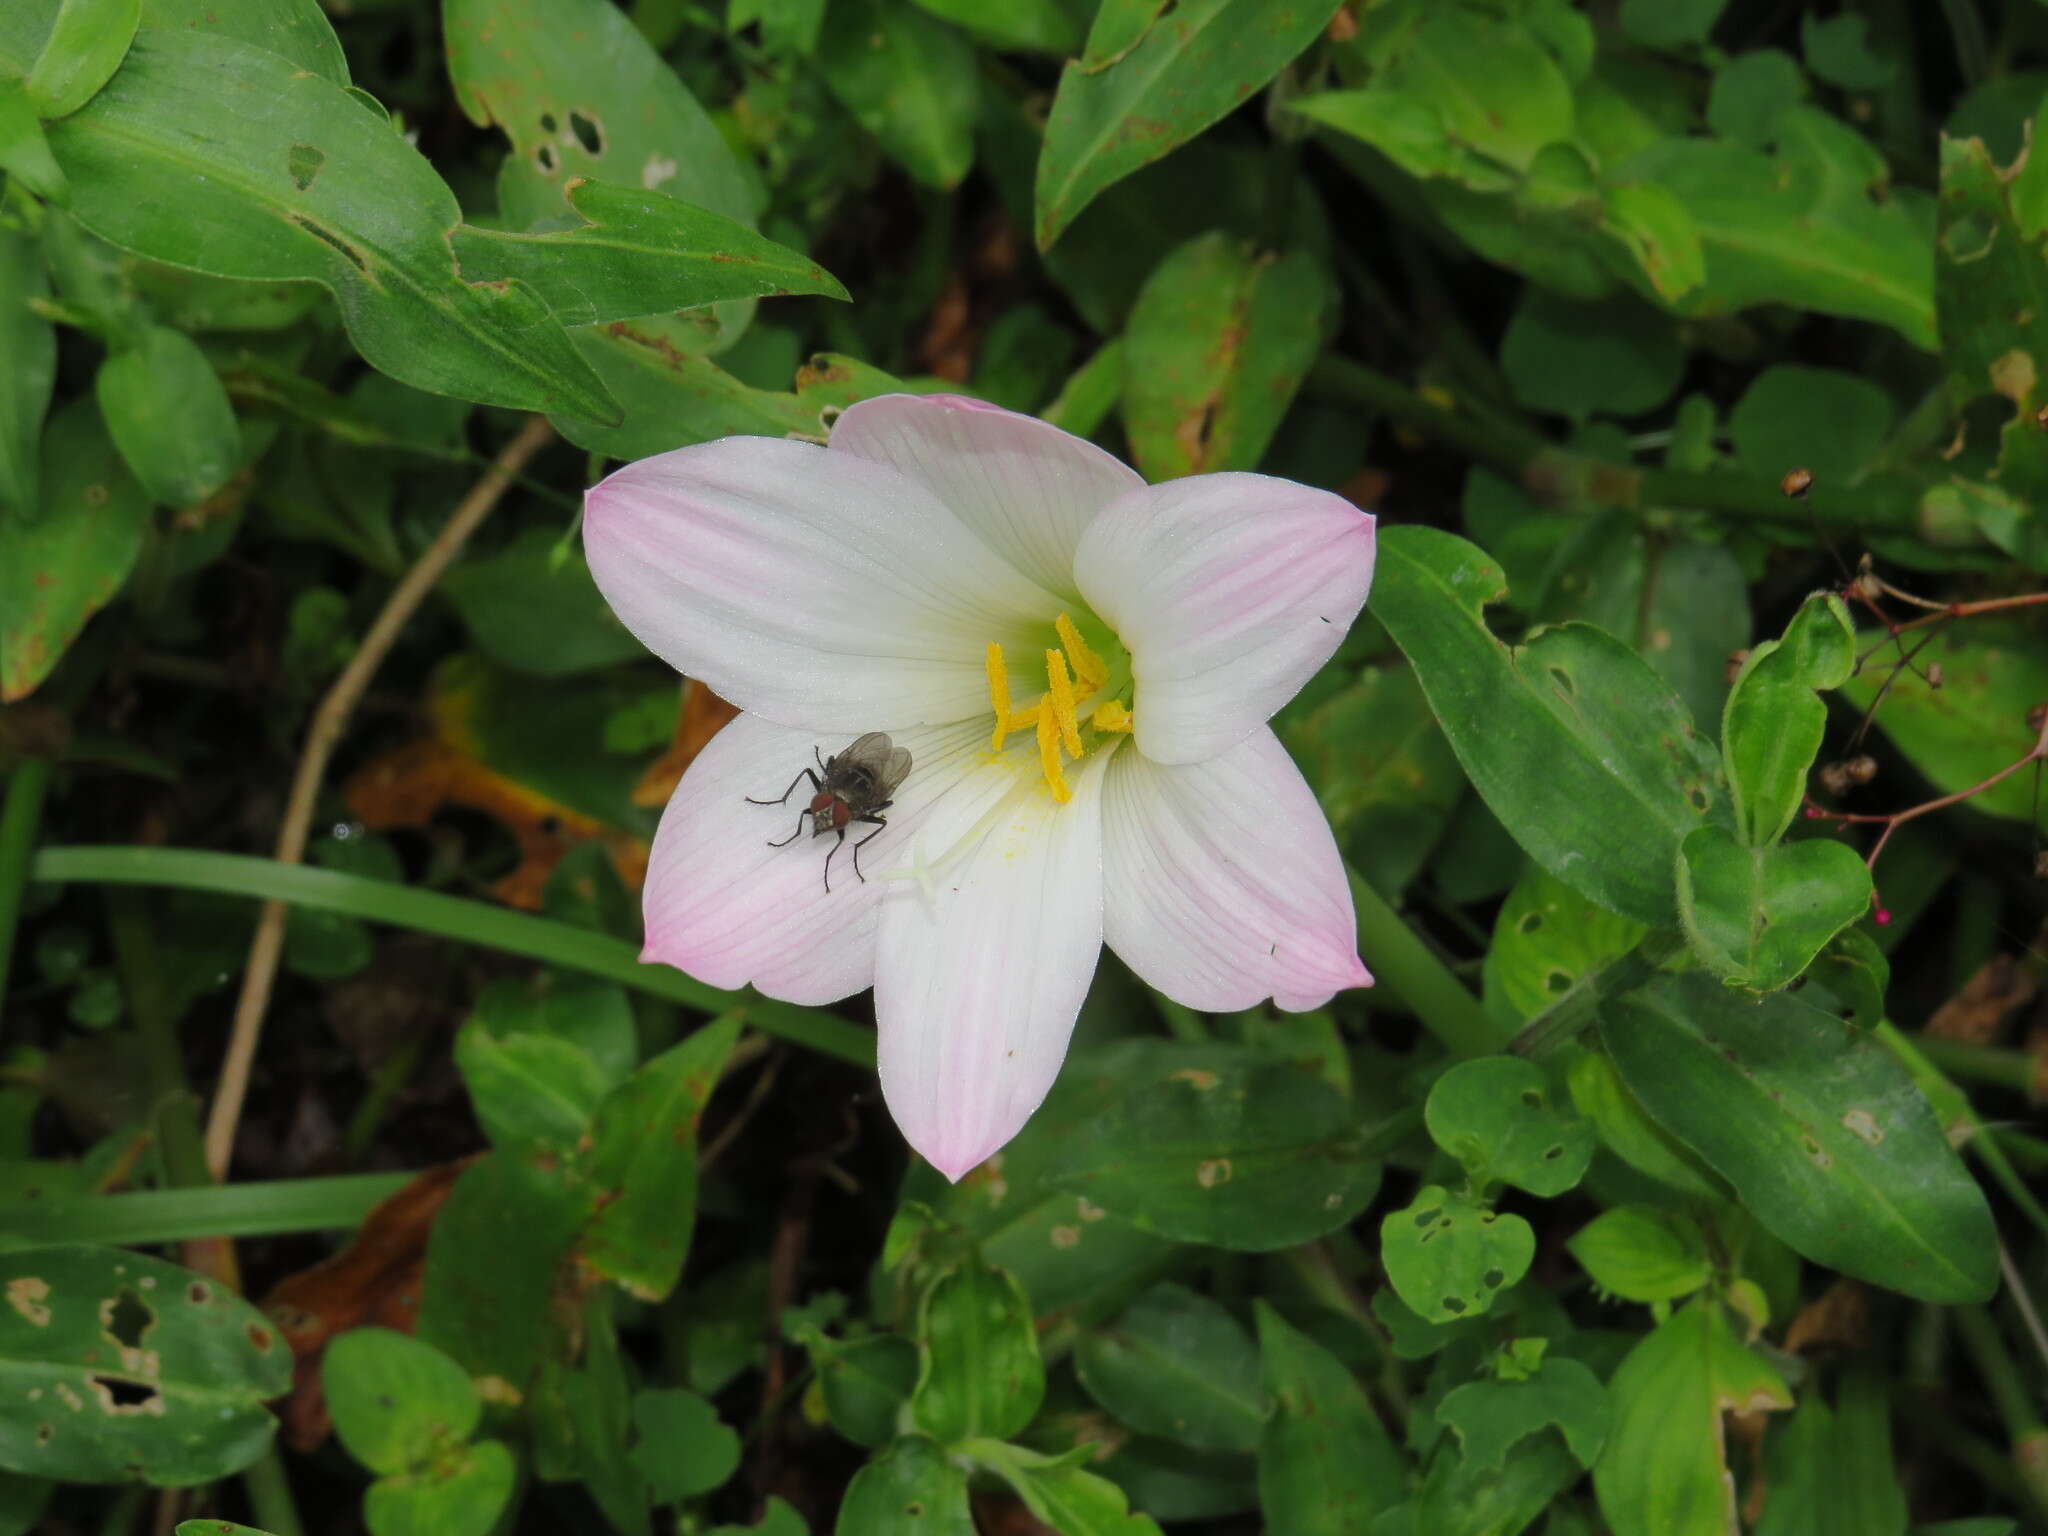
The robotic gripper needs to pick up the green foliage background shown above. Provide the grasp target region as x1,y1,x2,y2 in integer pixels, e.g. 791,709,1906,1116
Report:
3,0,2048,1532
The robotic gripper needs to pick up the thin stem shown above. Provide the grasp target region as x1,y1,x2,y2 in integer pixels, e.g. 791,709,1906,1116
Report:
1915,1036,2039,1096
240,1446,306,1536
207,416,555,1179
1953,1303,2048,1521
0,757,54,1017
1154,994,1209,1043
1509,932,1684,1059
1347,869,1506,1058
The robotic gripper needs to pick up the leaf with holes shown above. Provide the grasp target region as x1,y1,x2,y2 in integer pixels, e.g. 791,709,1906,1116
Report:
1484,864,1646,1024
1676,826,1873,991
1372,526,1729,927
1380,1186,1534,1324
0,1245,290,1485
0,25,616,421
1437,1356,1610,1473
1424,1057,1594,1198
1601,971,1997,1302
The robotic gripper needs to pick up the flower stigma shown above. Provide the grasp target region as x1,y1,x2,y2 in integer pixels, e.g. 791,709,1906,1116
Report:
984,611,1133,804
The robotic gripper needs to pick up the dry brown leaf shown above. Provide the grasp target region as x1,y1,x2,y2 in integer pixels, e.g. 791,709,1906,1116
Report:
1784,1277,1870,1356
631,678,739,808
1929,954,2037,1044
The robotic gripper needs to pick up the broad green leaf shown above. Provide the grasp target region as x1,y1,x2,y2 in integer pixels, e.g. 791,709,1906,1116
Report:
94,325,239,507
1802,13,1896,91
449,178,847,328
1566,1050,1724,1201
1436,1357,1610,1471
1409,1431,1581,1536
627,1388,739,1502
1620,0,1726,49
1566,1206,1712,1302
1484,865,1646,1024
1754,1371,1908,1536
1601,972,1998,1302
363,1439,514,1536
552,326,819,460
1371,525,1728,927
0,1245,290,1484
1839,621,2048,824
15,31,616,420
1254,1303,1406,1532
1728,366,1892,488
905,0,1076,53
1810,927,1889,1030
25,0,139,120
1424,1057,1594,1198
453,1021,607,1157
442,526,646,679
578,1015,740,1302
1621,108,1935,348
141,0,349,83
0,399,150,703
1074,1283,1267,1453
0,226,54,517
965,1439,1165,1536
818,0,978,191
1676,827,1872,989
468,974,637,1089
1707,49,1804,148
1500,291,1684,419
1045,1044,1382,1251
1721,592,1855,847
910,1257,1043,1444
1035,0,1342,248
798,1332,918,1449
1380,1186,1534,1324
0,81,67,202
1121,234,1329,480
323,1328,480,1477
837,1437,973,1535
1592,1302,1790,1536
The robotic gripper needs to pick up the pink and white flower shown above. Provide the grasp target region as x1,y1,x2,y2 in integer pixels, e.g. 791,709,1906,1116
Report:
584,394,1375,1179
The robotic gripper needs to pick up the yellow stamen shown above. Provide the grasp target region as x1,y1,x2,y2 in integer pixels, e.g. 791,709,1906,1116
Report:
1035,704,1071,803
985,642,1013,751
1045,649,1084,758
1005,703,1043,733
1055,612,1107,693
1090,699,1134,734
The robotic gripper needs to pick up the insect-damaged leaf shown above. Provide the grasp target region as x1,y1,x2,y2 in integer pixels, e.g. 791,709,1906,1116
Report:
0,1245,291,1485
1371,526,1728,928
0,25,618,422
577,1013,741,1303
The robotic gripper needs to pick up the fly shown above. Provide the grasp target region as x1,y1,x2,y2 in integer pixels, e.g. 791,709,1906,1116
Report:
746,731,912,892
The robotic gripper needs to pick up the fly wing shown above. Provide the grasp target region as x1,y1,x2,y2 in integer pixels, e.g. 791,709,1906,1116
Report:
876,742,913,797
840,732,912,797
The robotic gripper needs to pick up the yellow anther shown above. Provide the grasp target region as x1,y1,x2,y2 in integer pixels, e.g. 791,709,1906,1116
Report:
1035,704,1071,803
1090,699,1134,734
986,642,1013,751
1045,649,1084,758
1055,613,1107,693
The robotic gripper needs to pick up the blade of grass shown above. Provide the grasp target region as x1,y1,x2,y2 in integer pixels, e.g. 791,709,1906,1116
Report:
0,1171,415,1246
31,845,875,1067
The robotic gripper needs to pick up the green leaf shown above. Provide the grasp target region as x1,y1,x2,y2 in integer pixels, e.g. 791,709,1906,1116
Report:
1121,233,1330,479
818,0,978,191
1500,291,1684,420
1754,1370,1908,1536
0,225,54,517
0,1473,51,1536
837,1437,974,1535
1620,0,1726,49
627,1388,740,1502
453,1019,609,1157
1074,1283,1267,1453
529,1295,646,1533
1379,1186,1534,1324
1035,0,1341,248
1810,926,1889,1030
449,178,847,328
911,1257,1043,1444
1484,864,1646,1024
800,1333,918,1449
965,1440,1165,1536
442,526,646,678
905,0,1076,53
0,1244,290,1484
1371,525,1727,927
1566,1205,1713,1302
1436,1357,1610,1471
141,0,349,83
1677,827,1873,989
578,1015,740,1302
25,0,139,120
0,398,150,703
1601,972,1998,1302
468,973,638,1089
93,325,239,507
1801,13,1896,91
552,324,818,460
323,1328,480,1477
1593,1302,1790,1536
1721,592,1856,848
0,80,67,202
363,1438,515,1536
1707,49,1805,147
1045,1044,1382,1251
1424,1057,1594,1198
1728,366,1892,488
1253,1302,1406,1532
25,30,616,420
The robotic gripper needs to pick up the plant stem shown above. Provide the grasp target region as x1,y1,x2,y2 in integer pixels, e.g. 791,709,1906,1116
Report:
1953,1303,2048,1521
1510,932,1685,1060
241,1445,306,1536
1915,1036,2039,1096
1347,869,1506,1058
1154,995,1208,1043
105,889,211,1192
0,757,53,1017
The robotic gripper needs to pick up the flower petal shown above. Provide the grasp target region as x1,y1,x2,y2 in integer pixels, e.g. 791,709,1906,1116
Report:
1103,726,1369,1012
641,712,992,1004
830,394,1143,600
873,749,1111,1181
585,435,1062,732
1073,473,1375,765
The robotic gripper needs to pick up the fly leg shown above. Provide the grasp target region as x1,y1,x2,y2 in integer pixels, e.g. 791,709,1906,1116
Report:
746,767,822,807
848,813,889,885
821,824,848,893
767,812,809,850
